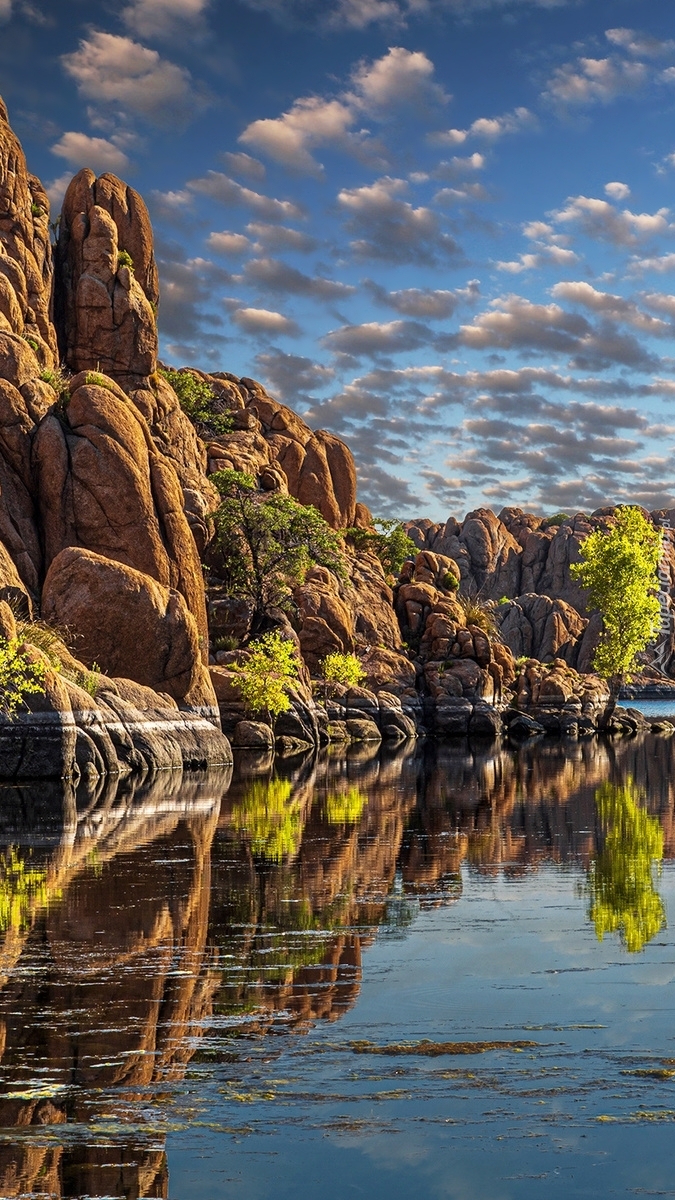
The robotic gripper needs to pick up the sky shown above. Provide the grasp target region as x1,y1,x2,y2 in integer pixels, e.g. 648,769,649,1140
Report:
2,0,675,521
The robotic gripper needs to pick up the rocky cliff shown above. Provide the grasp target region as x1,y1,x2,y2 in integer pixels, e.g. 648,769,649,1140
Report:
0,97,671,778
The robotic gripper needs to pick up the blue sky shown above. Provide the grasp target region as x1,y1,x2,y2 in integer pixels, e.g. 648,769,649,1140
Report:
2,0,675,520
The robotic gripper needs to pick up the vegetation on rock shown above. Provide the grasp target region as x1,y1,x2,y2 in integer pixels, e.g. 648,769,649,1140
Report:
347,519,417,580
212,469,345,635
320,652,365,691
588,780,665,953
159,367,233,436
0,639,46,719
232,632,299,726
571,506,661,707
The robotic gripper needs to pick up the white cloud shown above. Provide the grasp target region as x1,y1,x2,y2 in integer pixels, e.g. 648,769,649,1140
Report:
51,131,132,174
229,305,300,336
239,46,446,174
550,281,670,334
544,56,647,108
246,222,317,252
628,253,675,275
61,32,207,127
121,0,209,38
207,231,252,255
187,171,304,221
323,318,431,357
605,180,630,201
45,173,73,211
605,27,675,59
328,0,406,27
497,219,578,273
366,279,479,318
432,106,535,146
243,257,355,300
553,195,672,247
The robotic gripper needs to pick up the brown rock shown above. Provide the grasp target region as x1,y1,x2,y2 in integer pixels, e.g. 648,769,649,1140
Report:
42,547,216,710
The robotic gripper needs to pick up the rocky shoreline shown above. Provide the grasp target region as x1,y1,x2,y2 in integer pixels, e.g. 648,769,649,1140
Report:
0,96,674,782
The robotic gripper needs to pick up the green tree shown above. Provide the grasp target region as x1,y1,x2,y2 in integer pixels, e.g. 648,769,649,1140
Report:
570,506,661,712
0,639,46,720
233,632,299,728
588,780,665,953
212,469,345,635
346,519,417,579
320,651,364,697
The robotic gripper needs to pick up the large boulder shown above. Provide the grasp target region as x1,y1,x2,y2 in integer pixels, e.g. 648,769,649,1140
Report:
42,547,217,713
496,593,588,667
55,169,158,389
33,375,209,651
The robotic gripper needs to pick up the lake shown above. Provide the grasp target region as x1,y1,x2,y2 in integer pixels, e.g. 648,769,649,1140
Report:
1,733,675,1199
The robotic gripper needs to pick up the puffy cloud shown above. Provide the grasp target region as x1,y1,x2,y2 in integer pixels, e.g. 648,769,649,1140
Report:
51,131,132,174
432,106,535,146
187,171,304,221
61,32,207,128
366,279,479,318
605,180,630,201
239,47,446,174
243,257,355,300
322,318,432,358
553,194,672,247
220,151,266,181
550,281,671,335
121,0,209,38
543,56,647,108
605,28,675,58
433,152,485,180
350,45,450,112
45,173,74,211
156,247,233,340
246,222,317,253
207,231,252,255
628,252,675,275
228,304,300,336
338,175,461,264
457,294,659,370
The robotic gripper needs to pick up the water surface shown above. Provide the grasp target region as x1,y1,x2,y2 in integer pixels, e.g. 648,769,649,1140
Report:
1,735,675,1198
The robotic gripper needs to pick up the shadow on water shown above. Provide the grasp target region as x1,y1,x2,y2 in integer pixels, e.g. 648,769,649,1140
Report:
0,733,672,1196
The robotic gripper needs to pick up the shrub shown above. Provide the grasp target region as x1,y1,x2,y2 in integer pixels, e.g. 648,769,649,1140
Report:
159,367,233,437
232,632,299,727
40,366,70,402
456,594,499,638
31,202,44,218
442,570,459,591
0,639,46,719
320,652,365,690
545,512,570,526
84,371,114,390
117,249,134,271
346,519,417,578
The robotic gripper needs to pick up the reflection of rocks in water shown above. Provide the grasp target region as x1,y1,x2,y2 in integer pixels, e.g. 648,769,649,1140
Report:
0,767,229,1200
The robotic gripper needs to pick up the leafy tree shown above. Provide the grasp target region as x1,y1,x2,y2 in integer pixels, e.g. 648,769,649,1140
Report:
320,652,364,689
159,367,233,436
0,639,46,720
212,469,346,635
588,780,665,953
570,506,662,711
233,632,299,727
231,778,303,861
346,519,416,579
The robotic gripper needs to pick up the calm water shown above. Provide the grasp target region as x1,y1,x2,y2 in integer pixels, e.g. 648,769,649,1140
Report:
1,736,675,1199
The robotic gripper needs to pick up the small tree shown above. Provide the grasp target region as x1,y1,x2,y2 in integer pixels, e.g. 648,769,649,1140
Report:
319,651,365,705
212,469,346,636
233,632,299,729
158,367,233,437
346,519,416,579
0,639,46,720
570,506,661,715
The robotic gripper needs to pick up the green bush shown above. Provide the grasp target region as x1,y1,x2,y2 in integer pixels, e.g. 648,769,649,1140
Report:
0,639,46,720
84,371,114,390
40,366,70,402
346,519,416,578
320,652,365,689
456,594,498,638
442,570,459,591
159,367,233,437
232,632,299,727
117,249,134,271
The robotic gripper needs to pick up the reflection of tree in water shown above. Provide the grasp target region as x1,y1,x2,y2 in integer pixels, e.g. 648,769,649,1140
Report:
588,780,666,953
231,778,305,862
325,787,366,826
